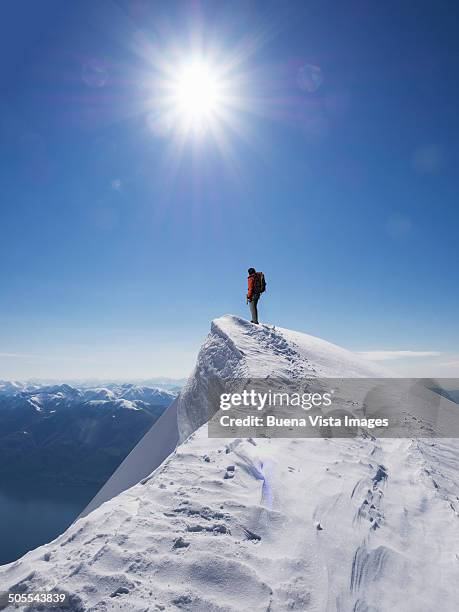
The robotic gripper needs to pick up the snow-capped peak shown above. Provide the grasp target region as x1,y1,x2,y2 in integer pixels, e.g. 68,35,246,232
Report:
176,315,383,441
1,316,458,611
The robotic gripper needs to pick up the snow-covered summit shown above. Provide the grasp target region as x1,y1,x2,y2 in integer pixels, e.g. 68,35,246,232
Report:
1,316,459,611
176,315,382,441
214,315,381,378
0,380,26,395
79,315,382,516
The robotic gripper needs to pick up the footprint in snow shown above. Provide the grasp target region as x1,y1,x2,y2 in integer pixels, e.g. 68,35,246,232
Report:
110,587,130,598
173,537,190,549
243,527,261,542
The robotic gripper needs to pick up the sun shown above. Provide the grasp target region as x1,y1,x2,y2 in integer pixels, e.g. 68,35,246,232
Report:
172,60,223,124
148,51,243,140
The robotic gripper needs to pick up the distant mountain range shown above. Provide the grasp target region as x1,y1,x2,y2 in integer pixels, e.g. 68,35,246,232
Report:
0,378,186,394
0,381,178,487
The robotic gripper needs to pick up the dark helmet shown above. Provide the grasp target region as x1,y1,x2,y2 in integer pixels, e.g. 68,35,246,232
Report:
248,267,256,275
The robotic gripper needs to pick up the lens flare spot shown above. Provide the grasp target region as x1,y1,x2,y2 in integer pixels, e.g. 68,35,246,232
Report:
297,64,323,93
82,60,109,88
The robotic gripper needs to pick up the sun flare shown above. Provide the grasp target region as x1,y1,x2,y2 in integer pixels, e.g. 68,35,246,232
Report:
172,60,223,123
148,51,244,141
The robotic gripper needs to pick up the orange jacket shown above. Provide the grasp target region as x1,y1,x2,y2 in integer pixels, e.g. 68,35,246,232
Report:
247,273,257,300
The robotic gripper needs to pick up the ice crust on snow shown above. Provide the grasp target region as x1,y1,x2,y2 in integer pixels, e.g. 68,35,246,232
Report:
1,315,459,611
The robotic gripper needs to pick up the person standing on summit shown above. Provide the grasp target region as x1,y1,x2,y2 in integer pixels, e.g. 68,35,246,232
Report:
246,267,266,324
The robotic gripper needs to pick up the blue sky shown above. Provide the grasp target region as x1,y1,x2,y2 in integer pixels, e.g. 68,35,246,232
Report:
1,0,458,379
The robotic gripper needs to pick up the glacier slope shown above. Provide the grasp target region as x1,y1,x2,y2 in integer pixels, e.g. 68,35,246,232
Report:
1,316,459,611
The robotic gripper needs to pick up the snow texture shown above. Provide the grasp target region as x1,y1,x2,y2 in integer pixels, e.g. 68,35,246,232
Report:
1,315,459,611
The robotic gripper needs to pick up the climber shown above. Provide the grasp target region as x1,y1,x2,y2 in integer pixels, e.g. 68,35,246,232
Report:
246,268,266,324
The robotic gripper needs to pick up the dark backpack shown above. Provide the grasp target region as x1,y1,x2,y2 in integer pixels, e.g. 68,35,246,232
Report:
256,272,266,294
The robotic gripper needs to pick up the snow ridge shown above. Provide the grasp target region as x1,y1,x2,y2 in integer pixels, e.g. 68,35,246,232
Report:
176,317,248,441
1,316,459,611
